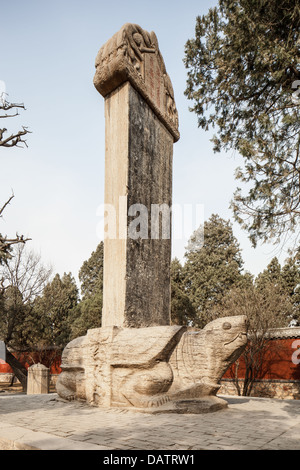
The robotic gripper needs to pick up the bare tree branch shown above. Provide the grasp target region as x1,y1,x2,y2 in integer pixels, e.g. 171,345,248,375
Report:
0,111,20,118
0,194,14,218
2,244,52,303
0,97,30,148
0,194,31,263
0,97,31,261
0,126,30,148
0,97,26,113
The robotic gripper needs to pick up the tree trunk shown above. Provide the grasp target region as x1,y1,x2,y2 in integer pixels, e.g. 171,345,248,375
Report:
9,374,16,387
243,366,253,396
5,346,27,391
233,360,241,396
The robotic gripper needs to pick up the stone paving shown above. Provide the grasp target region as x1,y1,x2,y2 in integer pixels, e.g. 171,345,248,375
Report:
0,393,300,451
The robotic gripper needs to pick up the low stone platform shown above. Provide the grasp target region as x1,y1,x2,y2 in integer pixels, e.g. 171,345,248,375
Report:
0,393,300,451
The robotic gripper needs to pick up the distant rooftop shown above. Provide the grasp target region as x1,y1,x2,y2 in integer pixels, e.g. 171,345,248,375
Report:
267,327,300,340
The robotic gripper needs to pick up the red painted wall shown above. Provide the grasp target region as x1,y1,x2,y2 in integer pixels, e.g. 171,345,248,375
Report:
0,352,62,375
0,360,12,373
1,338,300,380
223,338,300,380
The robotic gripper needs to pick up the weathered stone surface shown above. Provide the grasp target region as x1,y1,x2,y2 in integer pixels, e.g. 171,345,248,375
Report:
93,23,179,142
27,363,50,395
101,81,173,328
56,316,248,413
56,25,248,414
97,24,177,329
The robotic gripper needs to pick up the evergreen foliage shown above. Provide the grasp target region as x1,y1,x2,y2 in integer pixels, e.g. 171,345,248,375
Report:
70,241,104,338
170,257,196,325
184,0,300,247
183,214,245,327
33,272,79,347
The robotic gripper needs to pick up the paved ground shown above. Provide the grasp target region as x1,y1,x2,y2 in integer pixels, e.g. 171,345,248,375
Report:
0,392,299,451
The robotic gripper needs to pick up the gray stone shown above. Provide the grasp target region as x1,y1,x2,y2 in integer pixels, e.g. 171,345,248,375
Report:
95,23,179,328
27,363,50,395
56,23,248,413
101,83,173,328
56,316,248,412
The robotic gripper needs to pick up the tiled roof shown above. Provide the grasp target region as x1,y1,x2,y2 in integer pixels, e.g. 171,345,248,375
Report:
267,327,300,339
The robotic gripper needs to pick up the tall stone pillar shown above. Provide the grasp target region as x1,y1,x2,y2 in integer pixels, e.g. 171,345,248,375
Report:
93,23,179,328
56,24,248,413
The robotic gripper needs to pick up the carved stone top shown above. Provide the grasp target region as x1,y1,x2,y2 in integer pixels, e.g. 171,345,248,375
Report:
93,23,180,142
28,363,49,371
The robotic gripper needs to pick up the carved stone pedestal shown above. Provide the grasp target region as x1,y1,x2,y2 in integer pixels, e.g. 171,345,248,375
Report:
56,316,248,413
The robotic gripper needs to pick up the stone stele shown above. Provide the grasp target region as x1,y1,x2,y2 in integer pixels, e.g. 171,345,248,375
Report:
56,24,248,413
27,363,50,395
94,23,179,329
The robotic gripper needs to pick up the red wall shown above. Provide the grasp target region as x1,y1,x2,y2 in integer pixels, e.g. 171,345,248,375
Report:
1,338,300,380
0,360,12,373
0,352,62,375
224,338,300,381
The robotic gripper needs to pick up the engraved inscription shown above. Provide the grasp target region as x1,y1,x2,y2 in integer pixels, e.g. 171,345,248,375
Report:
144,53,165,117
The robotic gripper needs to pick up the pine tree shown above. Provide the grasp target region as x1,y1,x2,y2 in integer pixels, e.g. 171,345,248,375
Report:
170,257,196,326
256,257,283,291
281,252,300,325
71,242,103,338
255,254,300,325
184,214,244,327
78,242,103,300
184,0,300,248
34,273,79,347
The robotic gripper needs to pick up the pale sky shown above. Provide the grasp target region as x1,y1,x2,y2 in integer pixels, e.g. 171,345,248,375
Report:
0,0,291,285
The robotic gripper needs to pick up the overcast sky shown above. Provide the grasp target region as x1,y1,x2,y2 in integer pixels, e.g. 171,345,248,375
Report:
0,0,290,285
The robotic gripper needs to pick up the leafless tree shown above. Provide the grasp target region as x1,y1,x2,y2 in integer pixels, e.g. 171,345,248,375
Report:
0,194,31,265
0,95,30,147
213,283,293,396
0,95,31,263
0,244,52,390
1,243,52,303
